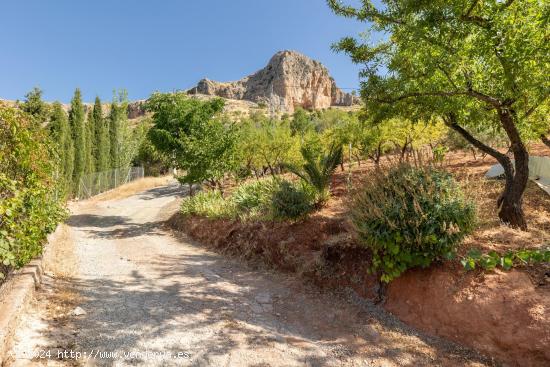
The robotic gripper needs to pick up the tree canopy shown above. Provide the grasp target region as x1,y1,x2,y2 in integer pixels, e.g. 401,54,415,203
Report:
328,0,550,229
146,93,237,189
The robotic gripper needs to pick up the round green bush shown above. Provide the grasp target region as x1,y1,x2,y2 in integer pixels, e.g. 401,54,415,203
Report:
270,180,314,220
350,164,476,282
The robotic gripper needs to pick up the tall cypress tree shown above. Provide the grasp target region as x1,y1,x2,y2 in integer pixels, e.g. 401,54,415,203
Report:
85,108,95,174
109,97,118,169
109,93,121,169
92,97,110,172
49,102,74,188
68,88,86,189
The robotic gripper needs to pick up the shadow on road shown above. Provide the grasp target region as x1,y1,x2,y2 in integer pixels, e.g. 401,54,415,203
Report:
36,248,494,366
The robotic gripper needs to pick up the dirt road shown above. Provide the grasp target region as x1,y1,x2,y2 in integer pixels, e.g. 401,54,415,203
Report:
8,183,493,366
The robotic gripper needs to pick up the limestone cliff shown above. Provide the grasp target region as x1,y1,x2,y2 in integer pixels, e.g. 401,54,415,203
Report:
188,50,356,113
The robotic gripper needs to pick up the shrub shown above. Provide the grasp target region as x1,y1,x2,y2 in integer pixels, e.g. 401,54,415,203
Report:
231,178,275,217
350,164,476,282
0,104,66,279
270,180,314,220
180,190,234,219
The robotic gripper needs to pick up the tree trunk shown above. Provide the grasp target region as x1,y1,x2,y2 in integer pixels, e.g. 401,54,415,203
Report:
542,133,550,149
446,112,528,230
497,108,529,230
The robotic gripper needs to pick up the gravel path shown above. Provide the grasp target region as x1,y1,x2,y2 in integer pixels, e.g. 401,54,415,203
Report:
8,183,494,366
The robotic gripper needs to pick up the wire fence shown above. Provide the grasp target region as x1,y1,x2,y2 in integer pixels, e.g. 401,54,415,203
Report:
77,166,144,200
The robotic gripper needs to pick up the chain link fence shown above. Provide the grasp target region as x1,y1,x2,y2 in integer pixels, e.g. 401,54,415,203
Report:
77,166,144,199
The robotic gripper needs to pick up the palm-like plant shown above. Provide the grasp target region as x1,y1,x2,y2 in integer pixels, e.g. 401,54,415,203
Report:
287,143,343,204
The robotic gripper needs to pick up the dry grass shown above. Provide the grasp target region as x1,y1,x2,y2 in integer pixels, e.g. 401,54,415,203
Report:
42,224,78,278
88,175,175,202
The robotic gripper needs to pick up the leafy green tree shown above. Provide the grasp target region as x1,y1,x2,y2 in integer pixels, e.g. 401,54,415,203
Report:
329,0,549,230
236,117,301,177
68,88,86,188
146,92,237,190
48,102,74,191
134,131,172,176
20,87,51,124
290,107,313,137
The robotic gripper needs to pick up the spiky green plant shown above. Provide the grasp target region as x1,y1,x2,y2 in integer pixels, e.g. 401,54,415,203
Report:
286,143,343,204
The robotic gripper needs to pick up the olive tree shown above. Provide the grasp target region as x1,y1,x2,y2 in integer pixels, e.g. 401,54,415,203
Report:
329,0,549,230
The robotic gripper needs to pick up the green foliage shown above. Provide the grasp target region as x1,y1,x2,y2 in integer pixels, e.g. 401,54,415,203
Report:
180,190,234,219
68,88,86,188
179,177,314,222
91,96,110,173
0,104,66,278
462,247,550,271
147,92,238,187
432,145,448,164
290,107,313,136
231,178,276,218
235,116,301,177
20,87,51,124
270,180,315,221
85,109,94,174
48,102,74,194
287,143,342,204
329,0,548,228
109,90,127,169
134,132,171,176
350,164,476,282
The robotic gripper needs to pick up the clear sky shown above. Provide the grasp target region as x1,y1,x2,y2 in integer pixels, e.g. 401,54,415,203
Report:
1,0,371,103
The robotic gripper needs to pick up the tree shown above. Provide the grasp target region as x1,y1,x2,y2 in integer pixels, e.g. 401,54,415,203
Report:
85,109,94,174
290,107,313,137
68,88,86,189
20,87,50,124
109,90,130,169
238,117,301,177
48,102,74,190
146,92,237,190
329,0,549,230
91,97,110,172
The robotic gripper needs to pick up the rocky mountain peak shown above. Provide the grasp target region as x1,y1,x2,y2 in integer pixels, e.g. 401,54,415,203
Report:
189,50,356,113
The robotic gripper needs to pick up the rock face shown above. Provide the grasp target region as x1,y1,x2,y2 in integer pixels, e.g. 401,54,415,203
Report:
189,50,356,113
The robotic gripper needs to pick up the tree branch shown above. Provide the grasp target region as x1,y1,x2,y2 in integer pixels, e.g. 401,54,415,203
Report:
443,113,509,165
521,92,549,119
436,65,459,90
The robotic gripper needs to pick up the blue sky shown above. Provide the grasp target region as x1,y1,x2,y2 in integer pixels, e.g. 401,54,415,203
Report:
1,0,371,103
